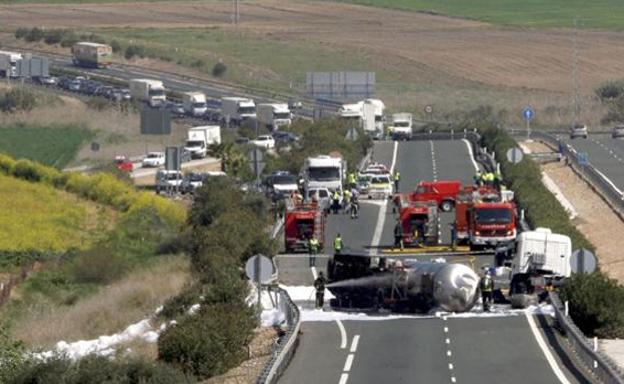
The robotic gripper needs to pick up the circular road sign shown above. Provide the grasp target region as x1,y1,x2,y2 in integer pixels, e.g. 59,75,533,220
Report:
522,106,534,121
506,147,524,164
424,105,433,114
245,254,275,284
570,248,597,274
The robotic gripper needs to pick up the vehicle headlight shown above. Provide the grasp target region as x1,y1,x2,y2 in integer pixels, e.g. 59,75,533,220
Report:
475,230,481,236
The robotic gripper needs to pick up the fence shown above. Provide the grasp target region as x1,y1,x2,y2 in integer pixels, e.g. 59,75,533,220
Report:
550,292,624,384
518,130,624,220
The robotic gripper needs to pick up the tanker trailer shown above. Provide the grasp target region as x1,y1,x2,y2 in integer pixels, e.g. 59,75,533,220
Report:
327,254,480,313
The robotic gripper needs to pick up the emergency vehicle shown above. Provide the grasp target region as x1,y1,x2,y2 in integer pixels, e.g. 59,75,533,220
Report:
396,196,440,247
284,201,325,253
455,186,516,247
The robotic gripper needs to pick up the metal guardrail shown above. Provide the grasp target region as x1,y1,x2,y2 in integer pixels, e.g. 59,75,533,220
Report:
514,130,624,220
256,288,301,384
550,292,624,384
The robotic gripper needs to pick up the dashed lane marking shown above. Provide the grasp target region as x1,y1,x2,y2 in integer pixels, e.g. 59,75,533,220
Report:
339,373,349,384
343,354,355,372
350,335,360,353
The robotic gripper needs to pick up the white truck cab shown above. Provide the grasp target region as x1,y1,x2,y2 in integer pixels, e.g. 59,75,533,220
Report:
182,92,208,117
221,97,256,125
257,103,292,130
390,113,413,140
303,155,346,193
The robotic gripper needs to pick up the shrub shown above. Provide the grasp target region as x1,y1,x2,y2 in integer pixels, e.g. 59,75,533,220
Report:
24,27,44,43
125,44,146,60
0,153,16,174
60,31,79,48
7,354,193,383
11,159,60,184
43,29,64,45
0,88,37,113
0,326,25,384
158,301,256,378
14,28,28,40
110,40,122,53
86,96,110,111
560,272,624,338
212,61,227,77
69,247,128,284
190,59,205,69
596,81,624,103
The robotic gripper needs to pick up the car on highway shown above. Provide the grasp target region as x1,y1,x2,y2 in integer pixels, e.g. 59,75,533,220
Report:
142,152,166,168
265,171,299,200
272,131,300,144
250,135,275,149
180,171,226,194
165,101,185,116
356,174,371,195
114,155,134,172
612,125,624,139
119,88,132,101
305,187,332,212
570,123,588,139
33,76,57,86
60,76,83,92
367,174,393,199
155,170,184,194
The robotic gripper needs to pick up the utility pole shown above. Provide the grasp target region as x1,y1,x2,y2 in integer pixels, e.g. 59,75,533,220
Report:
572,17,581,126
233,0,240,26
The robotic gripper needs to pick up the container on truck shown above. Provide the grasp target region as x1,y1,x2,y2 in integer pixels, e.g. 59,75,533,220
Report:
129,79,166,107
303,155,346,193
364,98,385,139
184,125,221,159
0,50,22,78
390,113,413,140
338,102,363,125
182,92,207,117
257,103,292,130
221,97,256,125
72,42,112,68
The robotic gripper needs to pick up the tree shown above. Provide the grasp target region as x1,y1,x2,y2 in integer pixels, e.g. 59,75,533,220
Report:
208,142,249,178
0,326,25,383
212,62,227,77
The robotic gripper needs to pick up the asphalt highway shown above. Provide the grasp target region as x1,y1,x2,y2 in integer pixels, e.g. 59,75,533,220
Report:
558,133,624,192
278,139,592,384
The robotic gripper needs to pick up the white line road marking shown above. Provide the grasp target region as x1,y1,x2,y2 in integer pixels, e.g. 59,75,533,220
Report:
311,266,318,280
448,363,454,370
336,320,347,349
339,373,349,384
447,350,452,357
451,377,457,383
443,316,448,321
462,139,479,172
350,335,360,353
526,314,571,384
430,140,438,181
343,354,355,372
444,326,449,333
446,338,450,344
370,141,399,255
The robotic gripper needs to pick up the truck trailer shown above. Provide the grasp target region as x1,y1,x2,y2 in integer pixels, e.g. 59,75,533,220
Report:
221,97,256,125
129,79,166,107
72,42,112,68
182,92,207,117
257,103,292,130
184,126,221,159
0,50,22,78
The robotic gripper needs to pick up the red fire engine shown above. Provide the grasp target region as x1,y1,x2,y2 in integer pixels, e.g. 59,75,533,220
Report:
395,195,440,247
284,201,325,253
393,180,462,212
455,186,516,247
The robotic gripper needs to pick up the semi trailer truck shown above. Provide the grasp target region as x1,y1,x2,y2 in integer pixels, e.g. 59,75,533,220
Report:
0,50,22,78
72,42,112,68
182,92,207,117
129,79,166,107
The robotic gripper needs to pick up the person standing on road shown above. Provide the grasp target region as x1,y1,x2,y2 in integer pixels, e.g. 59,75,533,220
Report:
394,171,401,191
308,235,320,267
332,190,341,214
333,233,344,255
343,189,352,213
394,222,404,249
480,270,494,312
314,271,327,309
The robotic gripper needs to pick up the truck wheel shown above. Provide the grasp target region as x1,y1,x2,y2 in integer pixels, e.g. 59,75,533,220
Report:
441,200,454,212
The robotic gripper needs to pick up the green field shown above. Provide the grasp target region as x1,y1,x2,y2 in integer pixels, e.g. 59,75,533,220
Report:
0,174,111,253
96,27,377,92
0,124,92,168
331,0,624,29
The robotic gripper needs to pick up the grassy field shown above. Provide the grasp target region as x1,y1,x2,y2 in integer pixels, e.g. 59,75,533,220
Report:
331,0,624,29
0,174,112,253
96,27,376,92
0,123,93,168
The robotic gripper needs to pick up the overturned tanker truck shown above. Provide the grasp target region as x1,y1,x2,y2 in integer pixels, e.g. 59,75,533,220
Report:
327,253,480,313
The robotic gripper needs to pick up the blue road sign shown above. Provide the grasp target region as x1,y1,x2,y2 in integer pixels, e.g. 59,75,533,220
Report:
522,106,534,121
577,152,589,166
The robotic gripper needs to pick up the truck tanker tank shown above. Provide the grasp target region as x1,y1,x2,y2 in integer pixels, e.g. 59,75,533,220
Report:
327,260,480,313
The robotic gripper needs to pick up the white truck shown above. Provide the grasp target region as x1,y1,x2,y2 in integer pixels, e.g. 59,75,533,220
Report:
184,125,221,159
338,102,363,124
390,113,413,140
182,92,207,117
221,97,256,125
365,98,385,135
257,103,292,130
506,228,572,295
0,50,22,78
303,155,347,193
129,79,166,107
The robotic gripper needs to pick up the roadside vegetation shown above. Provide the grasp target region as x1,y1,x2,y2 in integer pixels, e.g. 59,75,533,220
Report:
332,0,624,29
0,174,112,253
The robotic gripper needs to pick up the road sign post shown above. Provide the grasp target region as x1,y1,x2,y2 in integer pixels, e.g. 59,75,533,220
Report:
244,254,274,308
522,106,534,140
506,147,524,164
248,147,265,190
